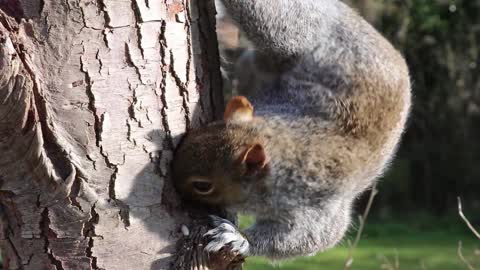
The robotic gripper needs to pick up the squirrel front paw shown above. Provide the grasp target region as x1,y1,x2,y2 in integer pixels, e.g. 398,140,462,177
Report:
204,215,250,256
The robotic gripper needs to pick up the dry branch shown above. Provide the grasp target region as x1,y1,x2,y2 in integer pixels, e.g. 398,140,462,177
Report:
457,197,479,270
458,197,480,240
458,241,476,270
343,183,378,269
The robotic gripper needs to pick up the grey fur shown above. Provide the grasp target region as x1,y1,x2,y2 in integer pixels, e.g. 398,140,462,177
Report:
174,0,411,260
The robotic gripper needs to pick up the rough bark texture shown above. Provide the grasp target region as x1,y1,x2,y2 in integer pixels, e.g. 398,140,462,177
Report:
0,0,226,269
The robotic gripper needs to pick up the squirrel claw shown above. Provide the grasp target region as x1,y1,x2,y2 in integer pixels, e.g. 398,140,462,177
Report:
204,215,250,256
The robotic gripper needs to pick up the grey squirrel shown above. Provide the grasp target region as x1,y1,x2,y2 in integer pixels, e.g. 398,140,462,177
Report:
173,0,411,260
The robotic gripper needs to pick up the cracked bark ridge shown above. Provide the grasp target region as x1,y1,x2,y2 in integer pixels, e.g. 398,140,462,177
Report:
0,0,224,269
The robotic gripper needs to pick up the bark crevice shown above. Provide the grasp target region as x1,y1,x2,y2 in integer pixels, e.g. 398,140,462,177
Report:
131,0,145,58
169,50,191,129
125,42,143,84
6,235,23,268
158,20,174,148
68,175,83,212
84,204,101,270
95,0,111,28
80,56,102,148
40,208,65,270
108,167,130,229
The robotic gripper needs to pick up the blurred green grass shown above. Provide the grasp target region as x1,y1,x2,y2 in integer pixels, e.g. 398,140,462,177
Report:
241,216,480,270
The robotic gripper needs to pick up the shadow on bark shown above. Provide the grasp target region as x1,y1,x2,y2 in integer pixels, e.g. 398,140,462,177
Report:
126,126,244,270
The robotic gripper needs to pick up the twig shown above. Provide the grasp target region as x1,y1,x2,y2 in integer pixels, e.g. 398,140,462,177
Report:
380,254,393,270
457,197,480,240
420,259,428,270
394,249,399,270
458,241,476,270
343,183,378,269
379,253,400,270
378,250,401,270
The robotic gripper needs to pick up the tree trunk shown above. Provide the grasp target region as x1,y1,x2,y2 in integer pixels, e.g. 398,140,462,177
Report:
0,0,226,269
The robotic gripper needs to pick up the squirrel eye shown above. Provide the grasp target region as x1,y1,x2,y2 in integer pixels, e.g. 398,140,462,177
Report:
191,180,214,195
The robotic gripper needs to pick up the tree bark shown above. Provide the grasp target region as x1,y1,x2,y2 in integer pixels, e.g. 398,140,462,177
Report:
0,0,226,269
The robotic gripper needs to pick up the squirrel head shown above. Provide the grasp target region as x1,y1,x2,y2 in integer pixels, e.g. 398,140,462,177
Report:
172,96,269,206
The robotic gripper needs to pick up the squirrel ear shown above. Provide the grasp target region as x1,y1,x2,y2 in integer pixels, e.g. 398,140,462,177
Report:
224,96,254,122
241,144,268,174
